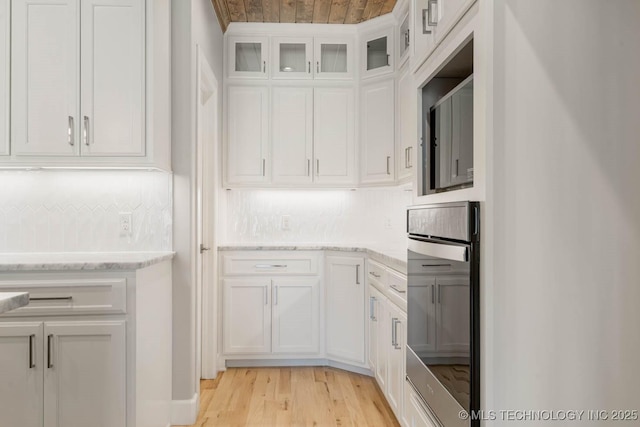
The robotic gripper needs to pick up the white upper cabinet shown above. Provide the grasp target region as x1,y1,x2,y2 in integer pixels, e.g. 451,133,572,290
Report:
412,0,436,66
397,64,416,182
272,37,313,79
398,12,411,66
314,87,356,185
226,85,270,184
314,37,354,80
11,0,79,156
272,87,313,184
80,0,144,157
228,36,269,79
362,27,394,79
360,79,395,184
0,0,9,156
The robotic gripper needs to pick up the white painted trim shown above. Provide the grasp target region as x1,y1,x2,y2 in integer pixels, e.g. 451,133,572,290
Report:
171,392,200,426
225,358,374,377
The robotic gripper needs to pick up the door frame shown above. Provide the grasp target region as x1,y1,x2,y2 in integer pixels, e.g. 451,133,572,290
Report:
195,45,220,381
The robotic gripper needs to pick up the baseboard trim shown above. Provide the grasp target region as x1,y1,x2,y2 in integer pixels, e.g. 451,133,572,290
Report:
226,358,373,377
171,392,199,425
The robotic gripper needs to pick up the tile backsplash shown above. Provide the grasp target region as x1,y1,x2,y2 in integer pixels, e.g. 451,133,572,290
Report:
220,187,413,255
0,170,172,253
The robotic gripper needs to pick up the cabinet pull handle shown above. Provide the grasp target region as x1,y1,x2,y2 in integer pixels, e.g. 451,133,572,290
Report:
255,264,287,268
455,158,459,177
390,284,406,294
392,318,402,349
29,334,35,369
83,116,90,146
307,159,311,176
308,61,311,73
422,263,451,268
356,264,360,284
369,296,376,321
386,156,391,175
47,334,53,369
369,271,381,278
262,158,266,176
316,61,319,73
386,54,390,66
422,0,438,34
408,146,413,168
406,29,410,46
431,284,435,304
437,284,441,304
405,147,409,169
68,116,74,146
263,61,266,73
30,296,73,302
316,159,320,176
264,286,268,305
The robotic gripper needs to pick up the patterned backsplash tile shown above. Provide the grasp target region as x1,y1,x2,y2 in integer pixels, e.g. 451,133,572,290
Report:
0,170,172,253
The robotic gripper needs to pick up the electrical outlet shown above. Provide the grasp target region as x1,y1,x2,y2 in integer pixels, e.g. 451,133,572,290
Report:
281,215,291,231
119,212,133,236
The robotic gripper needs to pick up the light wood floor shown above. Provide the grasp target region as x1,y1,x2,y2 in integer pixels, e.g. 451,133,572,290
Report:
174,367,401,427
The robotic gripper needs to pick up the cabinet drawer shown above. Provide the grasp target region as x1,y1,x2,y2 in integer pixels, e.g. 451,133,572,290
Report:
367,259,388,286
222,253,319,276
388,269,407,297
0,279,127,316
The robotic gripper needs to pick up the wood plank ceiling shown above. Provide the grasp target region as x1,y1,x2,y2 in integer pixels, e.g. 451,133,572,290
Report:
210,0,397,32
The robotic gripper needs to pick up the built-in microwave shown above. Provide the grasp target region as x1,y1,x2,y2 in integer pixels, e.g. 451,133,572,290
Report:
423,75,474,195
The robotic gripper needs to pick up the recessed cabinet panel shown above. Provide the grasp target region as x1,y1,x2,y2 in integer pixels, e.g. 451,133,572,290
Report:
0,0,8,155
272,278,320,354
226,86,269,184
0,323,44,427
80,0,144,156
397,65,416,182
223,279,271,354
314,37,353,79
399,13,411,65
272,87,313,184
272,37,313,79
360,79,395,184
43,321,126,427
314,88,356,185
11,0,79,156
228,36,268,79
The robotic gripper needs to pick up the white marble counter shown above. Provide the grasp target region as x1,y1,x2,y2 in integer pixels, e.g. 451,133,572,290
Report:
218,245,407,274
0,291,29,314
0,252,175,272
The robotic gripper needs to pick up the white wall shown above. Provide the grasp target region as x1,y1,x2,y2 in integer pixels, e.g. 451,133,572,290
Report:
171,0,223,404
220,187,412,255
0,170,172,252
486,0,640,422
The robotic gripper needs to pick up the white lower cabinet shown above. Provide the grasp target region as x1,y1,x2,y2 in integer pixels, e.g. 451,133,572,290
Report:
387,303,407,419
44,321,126,427
325,255,365,365
405,380,439,427
222,276,321,355
369,284,388,390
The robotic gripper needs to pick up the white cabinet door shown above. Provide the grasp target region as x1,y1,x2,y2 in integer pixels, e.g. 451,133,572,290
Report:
272,87,313,184
0,0,8,155
367,285,379,371
373,288,388,390
226,86,270,184
412,0,437,66
43,321,125,427
223,278,271,354
387,304,407,420
407,276,436,354
435,276,469,353
80,0,144,156
406,382,438,427
11,0,79,156
314,37,354,80
272,37,313,80
272,277,320,354
397,64,416,182
325,255,365,364
361,79,395,184
362,27,394,79
313,87,356,185
228,36,269,79
0,322,44,427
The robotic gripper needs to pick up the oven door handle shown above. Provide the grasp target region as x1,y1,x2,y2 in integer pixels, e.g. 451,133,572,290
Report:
408,237,468,262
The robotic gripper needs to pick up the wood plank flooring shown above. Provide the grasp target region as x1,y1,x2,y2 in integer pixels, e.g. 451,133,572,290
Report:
174,367,401,427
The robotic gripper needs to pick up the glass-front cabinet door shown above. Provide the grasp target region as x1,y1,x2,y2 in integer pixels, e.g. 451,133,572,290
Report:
272,37,313,79
314,37,354,80
398,13,411,65
228,36,269,79
362,28,394,78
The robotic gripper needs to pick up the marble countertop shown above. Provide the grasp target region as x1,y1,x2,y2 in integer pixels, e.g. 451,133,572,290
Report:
0,292,29,314
218,245,407,274
0,252,175,272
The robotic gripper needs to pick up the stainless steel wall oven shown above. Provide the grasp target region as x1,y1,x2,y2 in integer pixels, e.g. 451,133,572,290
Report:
406,202,480,427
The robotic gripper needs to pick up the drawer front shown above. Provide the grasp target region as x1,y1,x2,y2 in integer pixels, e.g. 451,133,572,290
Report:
388,269,407,297
408,259,470,275
0,279,127,316
367,259,388,286
222,253,319,276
